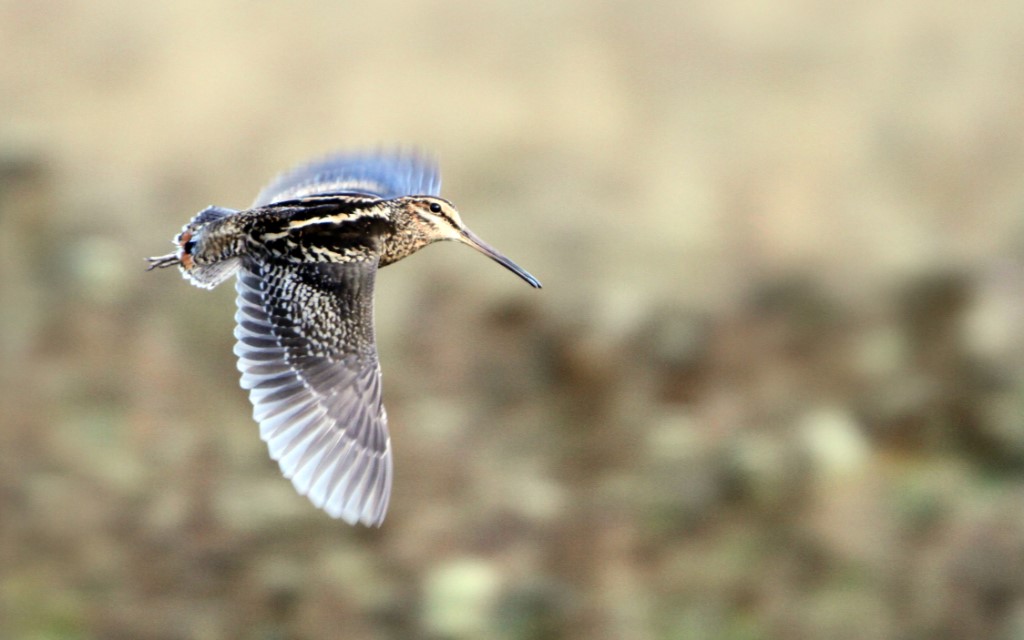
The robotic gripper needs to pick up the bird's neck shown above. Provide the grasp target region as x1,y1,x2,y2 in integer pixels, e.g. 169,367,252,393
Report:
377,213,436,267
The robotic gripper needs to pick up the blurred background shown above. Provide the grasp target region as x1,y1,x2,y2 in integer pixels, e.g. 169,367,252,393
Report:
3,1,1024,638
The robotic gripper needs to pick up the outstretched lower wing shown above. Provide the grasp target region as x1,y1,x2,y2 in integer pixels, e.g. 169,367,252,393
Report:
252,150,441,206
233,258,392,526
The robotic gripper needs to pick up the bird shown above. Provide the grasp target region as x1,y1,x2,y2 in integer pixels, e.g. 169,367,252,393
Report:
147,151,541,526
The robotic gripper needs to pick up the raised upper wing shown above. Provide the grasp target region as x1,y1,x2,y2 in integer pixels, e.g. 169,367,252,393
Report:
233,258,392,525
252,150,442,206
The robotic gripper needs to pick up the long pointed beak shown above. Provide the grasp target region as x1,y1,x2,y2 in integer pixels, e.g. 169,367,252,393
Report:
459,228,542,289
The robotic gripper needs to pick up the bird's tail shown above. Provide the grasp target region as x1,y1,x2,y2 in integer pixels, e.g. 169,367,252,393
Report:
146,205,241,290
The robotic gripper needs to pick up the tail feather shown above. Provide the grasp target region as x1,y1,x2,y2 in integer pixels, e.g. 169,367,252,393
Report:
147,205,241,289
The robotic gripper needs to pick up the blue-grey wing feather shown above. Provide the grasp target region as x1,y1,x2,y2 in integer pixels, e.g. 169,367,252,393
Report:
233,259,392,526
252,150,441,206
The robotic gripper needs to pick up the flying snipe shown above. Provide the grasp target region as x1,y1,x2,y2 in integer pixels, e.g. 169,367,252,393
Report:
148,151,541,526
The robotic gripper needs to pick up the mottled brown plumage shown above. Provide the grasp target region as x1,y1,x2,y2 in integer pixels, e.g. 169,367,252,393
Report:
147,151,540,526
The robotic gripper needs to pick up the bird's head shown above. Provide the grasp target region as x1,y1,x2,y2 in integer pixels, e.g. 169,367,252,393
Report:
396,195,542,288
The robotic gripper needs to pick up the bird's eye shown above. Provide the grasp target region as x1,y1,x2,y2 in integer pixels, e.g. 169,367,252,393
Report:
429,202,442,213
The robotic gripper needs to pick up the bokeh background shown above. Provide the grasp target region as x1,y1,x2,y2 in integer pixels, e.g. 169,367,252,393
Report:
3,1,1024,638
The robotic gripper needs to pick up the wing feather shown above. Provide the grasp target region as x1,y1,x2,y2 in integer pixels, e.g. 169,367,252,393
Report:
252,150,441,206
233,261,392,526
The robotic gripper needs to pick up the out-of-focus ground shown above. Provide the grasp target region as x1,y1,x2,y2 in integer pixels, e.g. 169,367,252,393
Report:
3,1,1024,638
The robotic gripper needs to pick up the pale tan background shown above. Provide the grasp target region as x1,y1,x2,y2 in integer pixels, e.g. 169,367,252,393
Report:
3,1,1024,639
